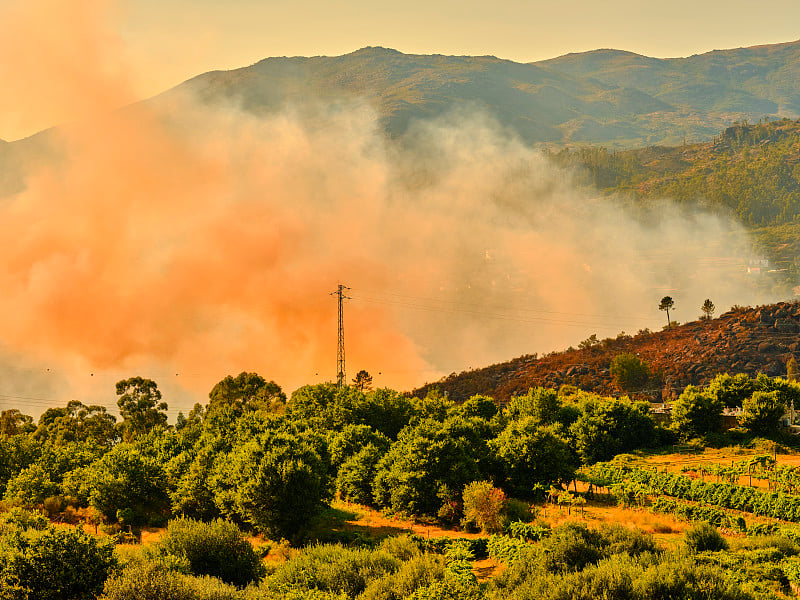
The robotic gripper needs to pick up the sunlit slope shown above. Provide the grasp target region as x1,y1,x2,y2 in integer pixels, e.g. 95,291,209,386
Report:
168,42,800,148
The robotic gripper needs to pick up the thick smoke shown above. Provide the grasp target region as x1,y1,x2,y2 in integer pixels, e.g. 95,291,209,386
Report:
0,1,780,416
0,97,775,415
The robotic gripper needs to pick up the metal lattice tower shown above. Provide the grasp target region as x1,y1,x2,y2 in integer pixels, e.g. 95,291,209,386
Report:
331,284,350,387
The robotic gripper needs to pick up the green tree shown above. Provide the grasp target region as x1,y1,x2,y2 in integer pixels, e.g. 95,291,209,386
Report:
206,372,286,426
739,390,785,435
115,377,168,442
568,396,656,464
86,443,170,525
671,386,723,438
353,370,374,393
701,298,716,320
336,443,385,505
659,296,675,328
373,416,493,517
609,353,650,392
490,420,578,496
706,373,755,409
34,400,117,447
0,410,34,436
210,431,332,540
505,387,561,425
0,522,117,600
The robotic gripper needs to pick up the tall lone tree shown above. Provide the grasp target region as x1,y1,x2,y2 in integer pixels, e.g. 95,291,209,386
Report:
352,370,373,393
659,296,675,328
701,299,715,320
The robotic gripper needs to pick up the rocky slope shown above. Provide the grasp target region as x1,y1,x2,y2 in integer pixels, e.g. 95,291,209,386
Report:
413,302,800,403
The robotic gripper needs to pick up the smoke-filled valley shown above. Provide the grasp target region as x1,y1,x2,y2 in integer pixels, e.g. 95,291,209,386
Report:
0,91,784,415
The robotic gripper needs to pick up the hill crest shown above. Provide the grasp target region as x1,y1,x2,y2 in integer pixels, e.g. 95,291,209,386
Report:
413,302,800,403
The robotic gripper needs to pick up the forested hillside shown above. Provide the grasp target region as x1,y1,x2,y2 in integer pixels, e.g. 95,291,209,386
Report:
551,118,800,227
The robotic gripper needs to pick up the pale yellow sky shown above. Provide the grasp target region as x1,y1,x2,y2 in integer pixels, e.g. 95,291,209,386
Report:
1,0,799,140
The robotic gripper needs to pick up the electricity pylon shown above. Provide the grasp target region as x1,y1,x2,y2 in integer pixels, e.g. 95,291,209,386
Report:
331,284,350,387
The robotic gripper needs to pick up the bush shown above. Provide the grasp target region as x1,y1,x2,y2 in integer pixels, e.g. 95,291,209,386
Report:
461,481,506,534
684,522,728,552
156,517,264,587
539,522,604,573
361,553,445,600
260,544,399,598
103,560,243,600
377,535,422,561
609,353,650,392
0,523,118,600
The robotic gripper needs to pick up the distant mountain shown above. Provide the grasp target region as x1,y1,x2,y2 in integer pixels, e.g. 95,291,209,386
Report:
161,41,800,149
412,302,800,403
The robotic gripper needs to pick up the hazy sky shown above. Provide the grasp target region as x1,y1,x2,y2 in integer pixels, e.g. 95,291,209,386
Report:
1,0,799,140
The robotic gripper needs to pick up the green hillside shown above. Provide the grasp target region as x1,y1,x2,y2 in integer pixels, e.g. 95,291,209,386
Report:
164,42,800,148
550,118,800,227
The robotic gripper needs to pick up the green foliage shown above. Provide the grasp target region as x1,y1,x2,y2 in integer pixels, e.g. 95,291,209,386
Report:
34,400,117,447
102,560,243,600
609,353,650,392
360,553,444,600
206,372,286,428
487,534,533,565
490,420,577,497
115,377,168,442
155,517,264,587
3,463,59,505
707,374,756,409
259,543,399,598
457,395,499,421
671,386,723,438
684,522,728,552
211,430,332,540
568,396,656,464
86,443,170,525
504,388,561,425
461,481,507,534
739,390,785,435
373,416,492,517
328,425,390,469
289,384,414,439
335,444,384,505
0,410,34,436
0,522,117,600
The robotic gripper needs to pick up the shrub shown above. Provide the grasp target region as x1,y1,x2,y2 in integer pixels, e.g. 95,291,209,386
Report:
377,535,422,561
260,544,399,598
684,522,728,552
156,517,264,587
461,481,507,534
0,523,118,600
609,353,650,392
361,554,445,600
103,560,243,600
539,522,604,573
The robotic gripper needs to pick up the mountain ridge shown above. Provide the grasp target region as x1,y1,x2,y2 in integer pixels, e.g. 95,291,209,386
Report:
159,40,800,149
